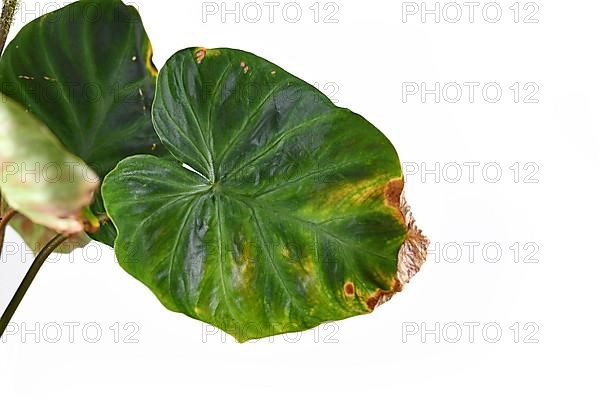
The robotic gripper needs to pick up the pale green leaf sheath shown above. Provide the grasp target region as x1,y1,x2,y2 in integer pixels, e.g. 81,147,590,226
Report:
0,96,98,235
0,0,163,250
104,48,428,341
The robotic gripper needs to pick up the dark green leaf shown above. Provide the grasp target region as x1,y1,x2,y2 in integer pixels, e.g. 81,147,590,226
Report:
104,47,427,341
0,0,162,250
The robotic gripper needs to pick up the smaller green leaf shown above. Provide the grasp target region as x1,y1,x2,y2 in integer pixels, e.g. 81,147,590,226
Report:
0,94,99,236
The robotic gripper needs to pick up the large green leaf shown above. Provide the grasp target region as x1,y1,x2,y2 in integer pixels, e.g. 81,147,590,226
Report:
103,48,427,341
0,0,162,250
0,95,99,238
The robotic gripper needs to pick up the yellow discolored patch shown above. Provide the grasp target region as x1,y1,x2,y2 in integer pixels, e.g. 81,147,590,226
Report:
350,183,384,205
320,178,375,210
232,243,256,290
145,42,158,77
300,256,316,275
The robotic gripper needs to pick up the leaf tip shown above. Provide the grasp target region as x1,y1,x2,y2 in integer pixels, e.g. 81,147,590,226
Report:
368,178,429,310
395,191,429,287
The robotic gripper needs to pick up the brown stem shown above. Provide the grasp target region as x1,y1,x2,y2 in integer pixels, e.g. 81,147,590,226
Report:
0,208,17,260
0,0,19,55
0,233,68,339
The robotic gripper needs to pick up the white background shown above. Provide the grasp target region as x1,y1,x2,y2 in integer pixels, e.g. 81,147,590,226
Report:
1,0,599,398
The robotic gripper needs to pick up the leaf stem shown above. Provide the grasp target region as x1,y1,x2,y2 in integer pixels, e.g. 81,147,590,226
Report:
0,207,17,260
0,233,68,339
0,0,19,55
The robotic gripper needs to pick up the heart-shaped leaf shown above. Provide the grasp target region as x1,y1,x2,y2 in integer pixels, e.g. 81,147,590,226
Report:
0,95,99,236
0,0,162,251
103,48,428,341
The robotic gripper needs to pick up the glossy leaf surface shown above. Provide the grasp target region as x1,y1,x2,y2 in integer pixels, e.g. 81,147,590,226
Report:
104,48,414,341
0,0,162,250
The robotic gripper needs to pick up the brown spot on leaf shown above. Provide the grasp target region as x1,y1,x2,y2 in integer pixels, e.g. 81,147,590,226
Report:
344,282,355,296
384,177,406,224
82,218,100,233
366,279,402,311
366,296,378,311
384,177,405,209
195,47,207,64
